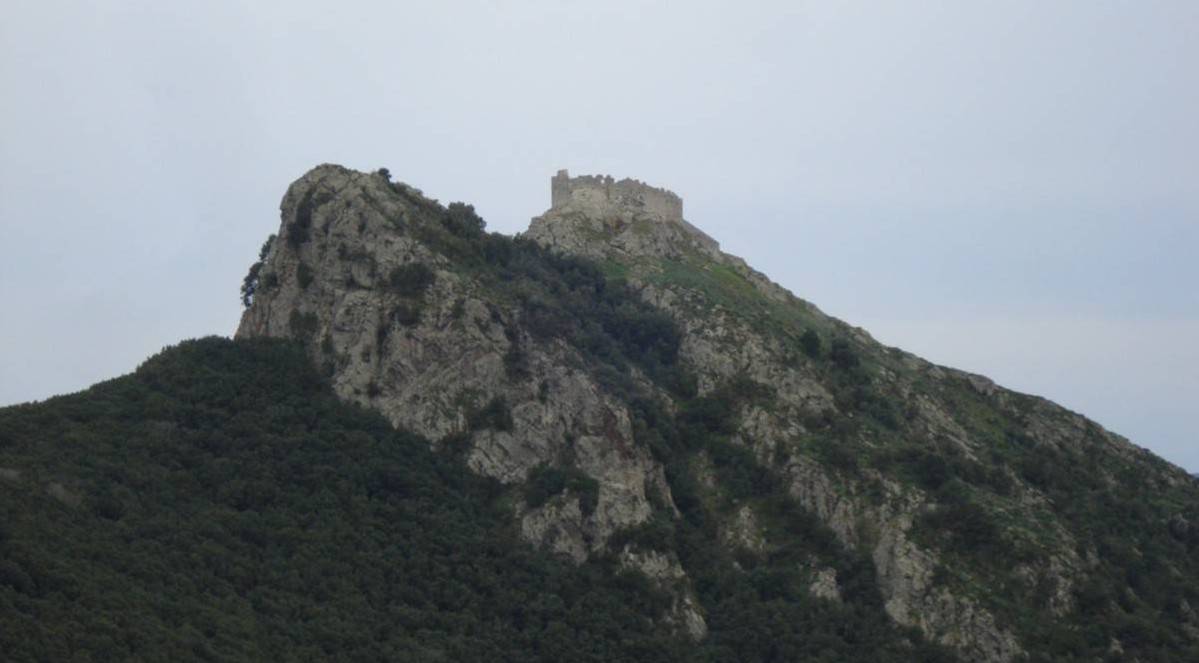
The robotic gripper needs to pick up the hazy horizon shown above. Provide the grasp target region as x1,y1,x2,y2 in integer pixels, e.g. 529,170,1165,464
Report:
2,2,1195,468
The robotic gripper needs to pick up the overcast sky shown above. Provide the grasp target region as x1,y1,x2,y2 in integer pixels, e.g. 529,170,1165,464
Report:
2,1,1196,468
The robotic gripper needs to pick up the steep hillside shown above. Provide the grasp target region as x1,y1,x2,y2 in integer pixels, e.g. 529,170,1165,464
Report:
0,345,948,661
235,165,1199,662
0,339,690,661
3,164,1196,662
528,172,1199,661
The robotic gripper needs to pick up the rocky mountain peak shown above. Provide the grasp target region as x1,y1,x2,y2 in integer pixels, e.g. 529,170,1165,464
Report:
227,165,1199,662
8,164,1199,662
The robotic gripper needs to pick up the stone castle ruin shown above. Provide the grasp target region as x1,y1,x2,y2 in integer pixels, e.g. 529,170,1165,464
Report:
550,169,684,222
545,169,720,255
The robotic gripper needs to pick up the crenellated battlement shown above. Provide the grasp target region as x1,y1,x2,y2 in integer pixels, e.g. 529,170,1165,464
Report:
550,169,683,222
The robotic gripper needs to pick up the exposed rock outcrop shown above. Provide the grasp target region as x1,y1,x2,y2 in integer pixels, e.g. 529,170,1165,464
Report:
237,165,705,635
238,165,1198,661
526,175,1028,660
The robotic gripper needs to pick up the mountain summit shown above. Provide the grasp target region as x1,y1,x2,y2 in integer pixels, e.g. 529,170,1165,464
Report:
3,165,1196,661
233,165,1199,661
528,169,720,261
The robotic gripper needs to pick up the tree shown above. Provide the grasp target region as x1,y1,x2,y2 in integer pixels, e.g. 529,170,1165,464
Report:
240,235,276,307
800,329,822,359
830,339,859,370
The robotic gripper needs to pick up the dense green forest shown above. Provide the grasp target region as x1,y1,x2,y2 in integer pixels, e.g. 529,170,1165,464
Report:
0,337,950,662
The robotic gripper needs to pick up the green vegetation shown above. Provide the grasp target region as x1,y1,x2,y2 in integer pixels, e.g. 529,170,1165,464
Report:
800,328,822,358
403,201,691,399
503,337,530,381
466,396,514,432
829,338,859,371
605,201,1199,660
620,374,960,663
920,501,1001,553
639,251,906,443
0,338,959,662
384,302,419,327
239,234,275,307
524,465,600,516
296,262,314,290
287,188,333,247
881,376,1199,662
286,310,318,340
1007,431,1199,661
645,252,838,364
0,338,686,662
386,263,435,297
13,170,1199,661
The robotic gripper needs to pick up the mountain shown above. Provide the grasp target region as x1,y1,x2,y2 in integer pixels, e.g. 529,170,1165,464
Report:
4,165,1198,662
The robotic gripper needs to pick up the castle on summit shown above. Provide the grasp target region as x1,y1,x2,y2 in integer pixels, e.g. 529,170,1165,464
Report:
542,169,720,255
550,169,683,222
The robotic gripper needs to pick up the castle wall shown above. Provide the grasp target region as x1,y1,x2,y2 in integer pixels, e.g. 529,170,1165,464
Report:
551,169,683,221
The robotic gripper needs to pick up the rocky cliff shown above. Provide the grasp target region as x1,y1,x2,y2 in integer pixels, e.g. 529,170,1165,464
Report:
236,165,1199,662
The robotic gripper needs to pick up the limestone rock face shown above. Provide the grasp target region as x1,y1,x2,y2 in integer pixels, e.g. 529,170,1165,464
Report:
525,171,1158,663
235,165,707,633
237,166,1198,661
618,547,709,640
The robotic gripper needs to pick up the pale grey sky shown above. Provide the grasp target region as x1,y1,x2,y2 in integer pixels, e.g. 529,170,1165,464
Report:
2,1,1196,468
